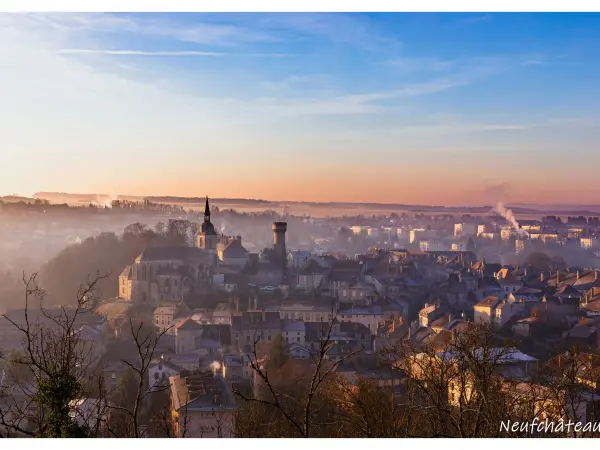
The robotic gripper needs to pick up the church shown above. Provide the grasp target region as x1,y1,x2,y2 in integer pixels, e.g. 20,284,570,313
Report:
118,197,253,306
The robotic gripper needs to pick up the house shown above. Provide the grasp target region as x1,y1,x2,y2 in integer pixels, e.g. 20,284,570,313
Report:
512,316,542,338
371,275,407,299
148,358,184,387
269,302,333,323
566,318,600,349
288,343,311,360
222,273,248,294
473,277,505,302
447,278,472,307
217,237,249,269
499,275,524,294
338,281,377,305
430,314,453,334
323,341,364,363
419,303,441,328
230,311,282,353
296,259,328,293
154,305,178,334
175,318,204,354
282,319,306,346
212,303,233,325
102,360,129,392
324,260,362,297
339,321,373,351
75,324,107,369
325,270,360,298
169,371,236,438
580,287,600,317
287,250,312,270
474,294,523,328
221,355,253,384
337,305,384,334
158,353,203,371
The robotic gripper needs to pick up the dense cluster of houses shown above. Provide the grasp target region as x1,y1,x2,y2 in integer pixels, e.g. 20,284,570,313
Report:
3,204,600,437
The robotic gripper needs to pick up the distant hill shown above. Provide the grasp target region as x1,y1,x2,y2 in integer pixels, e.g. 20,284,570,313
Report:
33,192,143,205
30,192,600,217
0,195,37,203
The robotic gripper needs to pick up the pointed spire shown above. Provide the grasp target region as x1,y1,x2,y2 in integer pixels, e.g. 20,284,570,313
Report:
204,196,211,220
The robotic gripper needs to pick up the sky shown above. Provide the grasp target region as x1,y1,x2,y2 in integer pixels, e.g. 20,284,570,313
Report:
1,12,600,206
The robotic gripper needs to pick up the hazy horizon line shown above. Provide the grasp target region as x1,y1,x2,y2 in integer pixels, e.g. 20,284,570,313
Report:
4,191,599,212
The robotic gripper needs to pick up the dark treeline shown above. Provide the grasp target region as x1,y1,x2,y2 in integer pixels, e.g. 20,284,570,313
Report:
38,222,198,307
146,196,272,205
0,222,197,312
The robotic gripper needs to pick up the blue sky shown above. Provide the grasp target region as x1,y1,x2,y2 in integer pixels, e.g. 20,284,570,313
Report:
1,12,599,205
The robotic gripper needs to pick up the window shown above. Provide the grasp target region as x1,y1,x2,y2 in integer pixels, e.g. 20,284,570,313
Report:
154,372,159,380
268,335,271,341
246,335,250,342
297,337,300,342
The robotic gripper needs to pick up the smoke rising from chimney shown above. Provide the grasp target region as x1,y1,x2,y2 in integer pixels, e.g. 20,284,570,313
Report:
94,193,118,208
493,202,529,237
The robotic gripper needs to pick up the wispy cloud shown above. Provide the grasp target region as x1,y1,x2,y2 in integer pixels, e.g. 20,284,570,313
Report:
383,116,600,136
250,56,520,117
260,74,331,93
58,48,293,57
59,49,223,56
252,13,403,50
522,59,551,66
251,78,476,117
21,13,276,47
386,57,457,73
6,12,399,51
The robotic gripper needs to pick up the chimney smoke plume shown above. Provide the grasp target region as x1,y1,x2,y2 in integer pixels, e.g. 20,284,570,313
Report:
493,202,529,238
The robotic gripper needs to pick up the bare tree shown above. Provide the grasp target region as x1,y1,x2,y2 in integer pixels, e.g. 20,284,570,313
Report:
0,271,108,437
105,320,172,438
233,309,363,437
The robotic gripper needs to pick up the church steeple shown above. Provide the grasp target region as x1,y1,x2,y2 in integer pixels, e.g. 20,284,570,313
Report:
204,196,211,221
200,196,217,238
